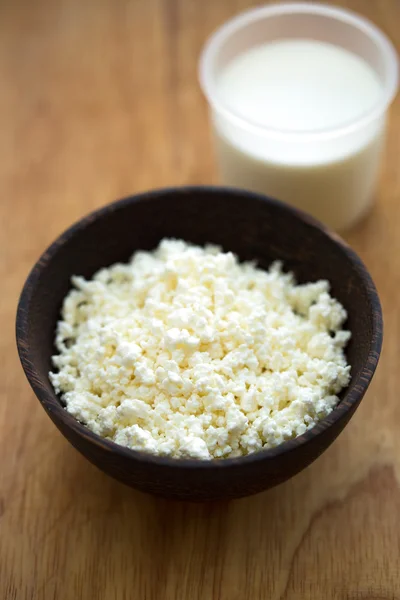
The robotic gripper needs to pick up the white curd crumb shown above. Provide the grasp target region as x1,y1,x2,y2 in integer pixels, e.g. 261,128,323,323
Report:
49,239,351,460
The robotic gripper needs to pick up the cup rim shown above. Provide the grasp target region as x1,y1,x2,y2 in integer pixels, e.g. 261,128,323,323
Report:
199,2,399,141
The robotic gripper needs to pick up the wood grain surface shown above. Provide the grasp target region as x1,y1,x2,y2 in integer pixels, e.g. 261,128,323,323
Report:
1,0,399,598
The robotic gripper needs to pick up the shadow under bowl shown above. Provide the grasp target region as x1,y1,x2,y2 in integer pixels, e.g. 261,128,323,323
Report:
16,186,383,501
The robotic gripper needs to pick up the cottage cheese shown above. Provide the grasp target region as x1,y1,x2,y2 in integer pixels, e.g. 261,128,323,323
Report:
50,239,351,459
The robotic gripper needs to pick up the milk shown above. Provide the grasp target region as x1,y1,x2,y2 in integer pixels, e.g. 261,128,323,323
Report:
213,40,385,230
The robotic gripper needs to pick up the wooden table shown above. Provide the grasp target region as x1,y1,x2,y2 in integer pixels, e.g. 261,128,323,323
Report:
1,1,399,598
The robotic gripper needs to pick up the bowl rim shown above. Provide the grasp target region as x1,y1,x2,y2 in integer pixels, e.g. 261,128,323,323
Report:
16,185,383,470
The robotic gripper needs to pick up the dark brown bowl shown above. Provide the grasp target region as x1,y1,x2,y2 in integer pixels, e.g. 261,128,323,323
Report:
16,187,382,501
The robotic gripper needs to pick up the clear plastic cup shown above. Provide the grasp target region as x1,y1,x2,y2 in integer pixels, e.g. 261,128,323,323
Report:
199,3,399,231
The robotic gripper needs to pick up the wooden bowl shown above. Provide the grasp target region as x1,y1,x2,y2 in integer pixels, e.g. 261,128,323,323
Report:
16,187,382,501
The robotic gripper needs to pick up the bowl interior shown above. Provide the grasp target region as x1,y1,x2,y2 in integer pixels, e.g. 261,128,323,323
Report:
18,187,381,444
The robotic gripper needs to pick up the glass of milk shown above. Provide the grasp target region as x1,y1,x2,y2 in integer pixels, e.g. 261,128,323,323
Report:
199,3,398,231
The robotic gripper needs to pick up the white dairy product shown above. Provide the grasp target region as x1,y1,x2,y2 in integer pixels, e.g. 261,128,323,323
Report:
213,40,386,230
50,239,351,460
